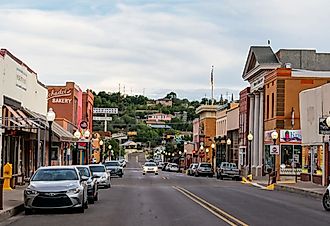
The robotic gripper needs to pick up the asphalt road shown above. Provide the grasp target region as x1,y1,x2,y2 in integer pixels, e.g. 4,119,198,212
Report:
2,153,330,226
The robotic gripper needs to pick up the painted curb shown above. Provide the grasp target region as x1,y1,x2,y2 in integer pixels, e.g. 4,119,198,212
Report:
0,203,24,222
259,182,323,199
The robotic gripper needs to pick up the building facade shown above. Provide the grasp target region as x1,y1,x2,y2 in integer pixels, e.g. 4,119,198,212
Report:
227,104,239,166
239,87,250,172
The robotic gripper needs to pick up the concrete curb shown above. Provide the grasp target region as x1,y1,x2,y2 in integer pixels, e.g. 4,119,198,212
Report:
259,182,323,199
0,204,24,222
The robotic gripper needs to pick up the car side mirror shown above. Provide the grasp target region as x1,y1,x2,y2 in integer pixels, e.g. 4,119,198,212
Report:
81,176,89,181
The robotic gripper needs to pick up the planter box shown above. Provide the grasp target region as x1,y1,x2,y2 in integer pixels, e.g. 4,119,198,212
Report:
300,173,310,181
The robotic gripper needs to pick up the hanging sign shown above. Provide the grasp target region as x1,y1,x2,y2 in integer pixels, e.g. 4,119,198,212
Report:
270,145,280,155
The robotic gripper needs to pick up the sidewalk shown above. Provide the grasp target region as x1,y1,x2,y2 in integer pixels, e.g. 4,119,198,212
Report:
255,178,326,199
0,185,26,222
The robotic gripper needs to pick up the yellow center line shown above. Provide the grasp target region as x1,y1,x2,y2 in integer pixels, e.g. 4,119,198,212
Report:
172,186,237,226
173,186,249,226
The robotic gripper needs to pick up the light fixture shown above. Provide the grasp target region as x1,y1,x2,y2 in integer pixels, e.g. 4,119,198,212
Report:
200,145,204,150
108,144,112,149
46,108,56,122
184,149,187,153
84,130,90,138
99,140,104,146
271,130,279,145
211,143,215,149
326,116,330,127
226,139,231,146
247,132,253,141
206,148,209,153
172,153,175,156
74,130,81,139
179,151,182,155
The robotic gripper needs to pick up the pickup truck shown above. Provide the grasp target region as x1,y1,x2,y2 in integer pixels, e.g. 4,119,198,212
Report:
216,162,240,180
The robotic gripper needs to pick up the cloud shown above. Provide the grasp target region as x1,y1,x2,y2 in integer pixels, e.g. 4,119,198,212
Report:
1,0,329,100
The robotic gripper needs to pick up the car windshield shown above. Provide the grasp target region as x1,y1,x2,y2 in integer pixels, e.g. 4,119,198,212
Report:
200,164,211,168
77,167,91,177
89,165,105,172
32,169,78,181
104,161,120,167
229,163,237,169
145,163,157,167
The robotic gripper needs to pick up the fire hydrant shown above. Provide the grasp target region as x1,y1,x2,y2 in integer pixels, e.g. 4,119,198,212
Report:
3,163,12,190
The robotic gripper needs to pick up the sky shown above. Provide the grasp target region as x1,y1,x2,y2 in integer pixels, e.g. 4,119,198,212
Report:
1,0,330,101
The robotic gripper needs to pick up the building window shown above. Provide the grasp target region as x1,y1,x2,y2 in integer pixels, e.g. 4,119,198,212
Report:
266,94,269,119
271,93,274,118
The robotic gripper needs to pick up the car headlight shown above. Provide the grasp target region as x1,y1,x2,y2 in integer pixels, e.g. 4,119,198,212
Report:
25,188,38,195
67,188,80,194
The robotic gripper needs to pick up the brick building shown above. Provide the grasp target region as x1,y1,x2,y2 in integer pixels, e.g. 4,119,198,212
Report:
239,87,250,173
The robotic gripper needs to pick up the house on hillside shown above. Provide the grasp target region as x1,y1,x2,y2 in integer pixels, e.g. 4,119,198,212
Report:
156,98,172,107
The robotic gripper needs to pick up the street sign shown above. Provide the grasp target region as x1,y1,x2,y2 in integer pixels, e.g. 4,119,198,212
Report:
270,145,280,155
93,108,118,114
93,116,112,121
319,117,330,134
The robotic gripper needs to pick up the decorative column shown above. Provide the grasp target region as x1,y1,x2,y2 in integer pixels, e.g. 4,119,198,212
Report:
253,92,260,175
248,94,255,170
257,90,264,176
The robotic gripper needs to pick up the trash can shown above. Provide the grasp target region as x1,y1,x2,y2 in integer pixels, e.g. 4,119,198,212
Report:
0,178,4,210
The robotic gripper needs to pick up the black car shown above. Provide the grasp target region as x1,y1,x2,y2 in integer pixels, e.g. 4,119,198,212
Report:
104,161,124,178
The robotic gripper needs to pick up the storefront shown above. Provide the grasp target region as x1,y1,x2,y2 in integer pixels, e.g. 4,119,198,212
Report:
279,130,302,176
301,144,324,184
264,130,276,171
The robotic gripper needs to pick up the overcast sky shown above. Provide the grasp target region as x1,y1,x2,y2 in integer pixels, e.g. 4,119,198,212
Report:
1,0,330,101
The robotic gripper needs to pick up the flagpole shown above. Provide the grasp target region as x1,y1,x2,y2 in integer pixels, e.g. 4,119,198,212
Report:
211,65,214,105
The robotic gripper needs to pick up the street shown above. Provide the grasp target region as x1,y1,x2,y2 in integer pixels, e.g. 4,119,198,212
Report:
2,153,330,226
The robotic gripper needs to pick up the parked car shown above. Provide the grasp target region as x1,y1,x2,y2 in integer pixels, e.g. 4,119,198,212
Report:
76,165,99,204
157,162,165,169
187,163,198,176
168,163,180,172
104,160,124,178
322,184,330,211
143,162,158,175
216,162,240,180
89,164,111,188
194,163,213,177
24,166,88,215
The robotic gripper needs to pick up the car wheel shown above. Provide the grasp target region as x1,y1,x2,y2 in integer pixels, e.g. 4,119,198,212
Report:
323,192,330,211
25,208,33,215
88,197,95,204
143,173,145,175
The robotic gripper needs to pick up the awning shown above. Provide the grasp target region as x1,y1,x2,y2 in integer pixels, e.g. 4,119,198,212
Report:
2,105,38,129
23,108,76,142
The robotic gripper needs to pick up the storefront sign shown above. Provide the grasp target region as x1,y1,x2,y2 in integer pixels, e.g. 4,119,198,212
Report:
48,88,73,104
319,118,330,134
16,68,27,91
280,130,302,143
93,108,118,114
270,145,280,155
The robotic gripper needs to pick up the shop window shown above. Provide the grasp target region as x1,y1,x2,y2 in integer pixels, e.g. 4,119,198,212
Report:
302,145,323,175
281,145,293,168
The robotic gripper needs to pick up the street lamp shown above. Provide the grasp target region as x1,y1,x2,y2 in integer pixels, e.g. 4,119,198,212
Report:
271,131,279,172
247,132,253,175
46,108,56,166
179,151,182,155
211,143,216,172
226,138,231,162
74,130,81,139
99,140,104,162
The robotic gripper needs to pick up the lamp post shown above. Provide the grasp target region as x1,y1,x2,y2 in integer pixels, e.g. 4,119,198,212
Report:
99,140,104,163
184,149,187,170
46,108,56,166
211,143,215,173
200,145,204,162
206,148,209,162
226,138,231,162
271,131,279,173
247,132,253,175
108,145,112,161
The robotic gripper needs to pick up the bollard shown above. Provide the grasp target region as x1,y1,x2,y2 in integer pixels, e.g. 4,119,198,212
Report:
0,178,3,210
3,163,13,190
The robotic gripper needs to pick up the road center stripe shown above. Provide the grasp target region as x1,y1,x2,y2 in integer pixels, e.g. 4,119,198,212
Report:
173,186,248,226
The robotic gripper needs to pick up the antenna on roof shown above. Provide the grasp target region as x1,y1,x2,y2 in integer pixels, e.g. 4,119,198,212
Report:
267,40,271,45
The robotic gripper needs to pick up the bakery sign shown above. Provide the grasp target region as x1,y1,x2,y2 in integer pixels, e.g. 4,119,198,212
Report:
48,88,73,104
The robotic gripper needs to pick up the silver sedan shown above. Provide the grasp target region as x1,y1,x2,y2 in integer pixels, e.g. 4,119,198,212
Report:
24,166,88,214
